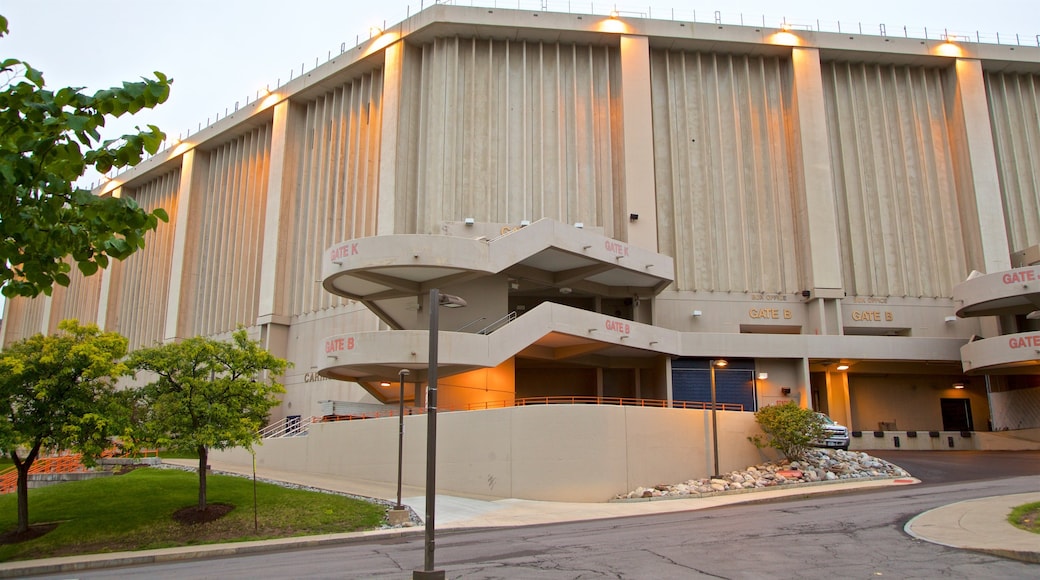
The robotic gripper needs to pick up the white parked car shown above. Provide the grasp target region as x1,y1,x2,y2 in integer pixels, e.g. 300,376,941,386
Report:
813,413,850,451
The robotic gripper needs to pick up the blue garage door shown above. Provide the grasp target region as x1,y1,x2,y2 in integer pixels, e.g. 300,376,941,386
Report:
672,359,757,412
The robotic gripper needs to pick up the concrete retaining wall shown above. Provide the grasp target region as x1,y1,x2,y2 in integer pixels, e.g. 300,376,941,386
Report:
215,405,776,502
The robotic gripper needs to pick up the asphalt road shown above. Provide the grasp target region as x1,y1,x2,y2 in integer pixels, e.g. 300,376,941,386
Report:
34,452,1040,579
870,450,1040,484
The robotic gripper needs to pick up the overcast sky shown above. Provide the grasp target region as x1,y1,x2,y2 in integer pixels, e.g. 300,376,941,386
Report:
1,0,1037,311
3,0,1038,178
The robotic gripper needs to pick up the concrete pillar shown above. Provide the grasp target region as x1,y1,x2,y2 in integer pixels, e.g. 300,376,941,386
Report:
377,40,406,236
619,35,658,252
95,186,120,330
256,100,296,331
163,149,200,343
791,48,844,302
953,58,1012,276
825,371,852,429
953,59,1012,338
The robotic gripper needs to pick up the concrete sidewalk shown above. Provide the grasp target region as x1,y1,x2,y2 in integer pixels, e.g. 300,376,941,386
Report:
0,460,1036,577
905,492,1040,563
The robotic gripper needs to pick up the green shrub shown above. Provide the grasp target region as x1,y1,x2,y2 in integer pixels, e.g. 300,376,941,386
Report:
748,402,826,461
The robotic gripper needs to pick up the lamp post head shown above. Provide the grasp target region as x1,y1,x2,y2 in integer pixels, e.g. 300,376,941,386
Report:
437,293,467,308
713,359,728,368
399,368,410,377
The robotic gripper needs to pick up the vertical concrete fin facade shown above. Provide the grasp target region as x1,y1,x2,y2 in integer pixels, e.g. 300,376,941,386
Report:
284,71,383,316
400,37,623,235
619,35,658,251
824,61,972,298
791,47,842,293
186,126,273,337
103,170,181,348
651,49,801,293
986,70,1040,254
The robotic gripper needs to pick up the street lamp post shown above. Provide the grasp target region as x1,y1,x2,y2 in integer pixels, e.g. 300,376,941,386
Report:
415,288,465,580
396,368,410,510
709,359,728,477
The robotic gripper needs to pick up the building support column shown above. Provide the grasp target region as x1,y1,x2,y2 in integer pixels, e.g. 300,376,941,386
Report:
952,58,1012,339
792,47,845,332
377,40,406,236
619,35,658,252
163,149,201,343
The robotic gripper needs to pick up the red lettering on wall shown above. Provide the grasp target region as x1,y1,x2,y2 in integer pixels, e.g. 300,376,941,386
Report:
1002,269,1038,285
330,242,360,262
604,319,631,334
604,240,629,257
324,337,356,353
1009,334,1040,349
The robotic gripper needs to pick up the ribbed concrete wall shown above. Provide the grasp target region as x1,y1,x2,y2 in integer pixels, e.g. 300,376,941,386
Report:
106,171,181,349
285,74,383,316
651,50,803,293
47,264,101,334
186,127,272,337
824,62,972,298
3,290,47,344
397,38,623,235
986,71,1040,254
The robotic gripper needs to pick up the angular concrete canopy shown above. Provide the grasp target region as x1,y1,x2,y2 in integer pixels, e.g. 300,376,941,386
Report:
954,266,1040,317
317,301,677,389
961,332,1040,374
322,218,674,307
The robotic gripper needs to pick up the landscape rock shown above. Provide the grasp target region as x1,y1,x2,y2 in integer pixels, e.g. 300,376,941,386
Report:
614,449,910,500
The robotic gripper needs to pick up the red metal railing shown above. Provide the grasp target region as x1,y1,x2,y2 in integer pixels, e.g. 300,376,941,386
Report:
315,397,743,423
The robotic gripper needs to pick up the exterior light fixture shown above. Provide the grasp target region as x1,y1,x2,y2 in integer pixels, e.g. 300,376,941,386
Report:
836,364,850,371
380,381,391,387
692,310,703,317
464,217,475,226
559,287,573,295
953,383,966,389
520,219,531,227
629,213,639,221
574,222,584,229
610,9,619,19
757,372,768,380
944,315,958,323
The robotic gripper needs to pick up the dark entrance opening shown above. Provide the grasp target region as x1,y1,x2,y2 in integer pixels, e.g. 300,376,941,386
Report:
940,398,973,431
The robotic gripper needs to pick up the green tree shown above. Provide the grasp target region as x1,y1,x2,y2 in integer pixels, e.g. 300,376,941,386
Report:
0,320,131,533
748,401,827,461
0,14,171,299
129,329,289,511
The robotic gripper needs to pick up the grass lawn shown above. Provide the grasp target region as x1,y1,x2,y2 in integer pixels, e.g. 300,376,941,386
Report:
1008,501,1040,534
0,467,387,562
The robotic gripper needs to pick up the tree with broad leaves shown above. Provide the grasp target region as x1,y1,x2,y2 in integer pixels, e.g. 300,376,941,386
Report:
0,14,172,299
129,329,289,512
0,320,131,534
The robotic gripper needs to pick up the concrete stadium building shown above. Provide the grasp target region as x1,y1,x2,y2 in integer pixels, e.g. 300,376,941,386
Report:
4,4,1040,500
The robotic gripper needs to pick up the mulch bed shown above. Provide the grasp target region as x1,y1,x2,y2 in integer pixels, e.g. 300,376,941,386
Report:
172,503,235,525
0,523,59,545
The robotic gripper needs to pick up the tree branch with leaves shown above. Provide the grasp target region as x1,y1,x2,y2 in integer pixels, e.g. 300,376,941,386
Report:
0,14,171,298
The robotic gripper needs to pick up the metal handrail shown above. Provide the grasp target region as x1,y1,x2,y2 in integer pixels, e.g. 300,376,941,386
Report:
259,415,317,438
478,311,517,335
